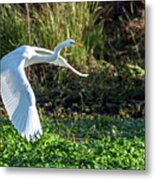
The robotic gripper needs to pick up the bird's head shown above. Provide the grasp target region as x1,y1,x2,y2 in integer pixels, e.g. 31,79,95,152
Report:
63,39,82,47
54,39,82,57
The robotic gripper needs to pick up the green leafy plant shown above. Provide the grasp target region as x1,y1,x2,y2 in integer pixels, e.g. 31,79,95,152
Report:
0,114,145,169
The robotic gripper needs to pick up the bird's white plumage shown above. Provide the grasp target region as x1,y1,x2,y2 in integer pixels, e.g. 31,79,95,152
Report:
1,53,42,141
0,39,88,141
57,56,88,77
33,46,88,77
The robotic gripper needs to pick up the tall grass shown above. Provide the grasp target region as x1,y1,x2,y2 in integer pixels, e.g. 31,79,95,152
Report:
0,2,104,65
0,2,144,118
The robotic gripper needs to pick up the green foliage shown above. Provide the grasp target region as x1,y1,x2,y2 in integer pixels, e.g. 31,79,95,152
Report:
0,2,144,118
0,114,145,169
0,1,145,170
127,64,144,79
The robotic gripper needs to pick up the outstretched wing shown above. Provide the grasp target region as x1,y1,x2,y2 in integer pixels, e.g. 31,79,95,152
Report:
33,46,69,67
57,56,89,77
33,46,89,77
0,55,42,141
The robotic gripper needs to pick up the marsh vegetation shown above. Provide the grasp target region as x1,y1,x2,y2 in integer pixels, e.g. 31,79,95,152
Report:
0,1,145,169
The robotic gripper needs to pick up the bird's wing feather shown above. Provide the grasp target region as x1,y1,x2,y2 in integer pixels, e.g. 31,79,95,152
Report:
33,47,66,67
33,46,54,55
0,56,42,141
56,56,89,77
33,46,88,77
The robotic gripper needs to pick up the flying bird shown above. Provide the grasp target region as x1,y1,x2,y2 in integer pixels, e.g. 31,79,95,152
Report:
0,39,88,141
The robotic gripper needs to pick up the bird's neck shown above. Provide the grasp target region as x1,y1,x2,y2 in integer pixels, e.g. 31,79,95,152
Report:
53,42,65,58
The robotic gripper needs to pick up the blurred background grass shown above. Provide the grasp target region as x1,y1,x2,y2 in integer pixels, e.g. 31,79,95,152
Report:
0,1,145,169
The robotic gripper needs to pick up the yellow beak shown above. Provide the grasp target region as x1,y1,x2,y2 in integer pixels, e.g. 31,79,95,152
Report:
73,41,82,47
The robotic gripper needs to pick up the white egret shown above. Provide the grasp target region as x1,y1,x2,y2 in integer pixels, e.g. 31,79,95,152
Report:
0,39,88,141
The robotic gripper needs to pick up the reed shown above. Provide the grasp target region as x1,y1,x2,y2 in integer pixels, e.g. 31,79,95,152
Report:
0,2,104,65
